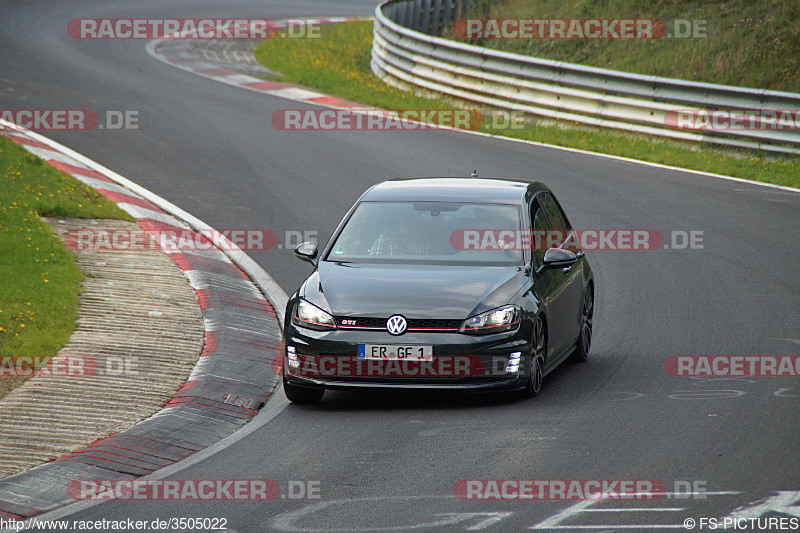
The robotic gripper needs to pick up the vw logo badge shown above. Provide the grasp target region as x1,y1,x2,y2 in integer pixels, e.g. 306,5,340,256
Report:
386,315,407,335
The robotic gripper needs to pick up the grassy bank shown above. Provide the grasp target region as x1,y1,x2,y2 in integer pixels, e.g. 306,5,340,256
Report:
463,0,800,92
254,21,800,189
0,135,131,399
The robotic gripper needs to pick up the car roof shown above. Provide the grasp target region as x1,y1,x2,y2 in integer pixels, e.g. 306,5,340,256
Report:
360,177,548,203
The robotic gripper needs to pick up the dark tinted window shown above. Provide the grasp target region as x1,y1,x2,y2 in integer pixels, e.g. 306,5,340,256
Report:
541,193,567,231
326,201,523,265
530,198,549,266
541,193,580,252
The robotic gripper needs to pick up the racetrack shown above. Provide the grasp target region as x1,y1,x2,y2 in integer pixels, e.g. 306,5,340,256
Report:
2,0,799,530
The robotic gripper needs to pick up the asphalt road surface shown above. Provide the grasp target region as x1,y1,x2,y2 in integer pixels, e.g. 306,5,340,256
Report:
2,1,799,531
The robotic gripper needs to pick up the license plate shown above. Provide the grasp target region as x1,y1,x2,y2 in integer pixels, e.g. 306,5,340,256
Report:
357,344,433,361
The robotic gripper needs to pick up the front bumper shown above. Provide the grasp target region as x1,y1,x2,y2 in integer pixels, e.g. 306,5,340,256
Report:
283,324,532,391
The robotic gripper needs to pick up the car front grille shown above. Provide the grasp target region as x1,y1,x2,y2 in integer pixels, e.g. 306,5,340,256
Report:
334,317,462,332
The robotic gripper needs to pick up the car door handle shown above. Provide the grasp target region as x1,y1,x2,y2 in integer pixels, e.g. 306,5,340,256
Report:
562,266,572,274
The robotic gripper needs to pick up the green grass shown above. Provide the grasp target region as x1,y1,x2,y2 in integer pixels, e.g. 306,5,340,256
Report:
256,22,456,113
0,136,131,397
254,21,800,189
463,0,800,92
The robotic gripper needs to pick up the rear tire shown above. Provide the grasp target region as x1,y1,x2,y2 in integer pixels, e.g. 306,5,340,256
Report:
521,315,545,397
570,284,593,363
283,377,324,404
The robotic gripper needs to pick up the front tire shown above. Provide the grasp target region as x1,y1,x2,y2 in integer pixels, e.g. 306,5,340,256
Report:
521,315,545,397
570,284,593,363
283,377,324,404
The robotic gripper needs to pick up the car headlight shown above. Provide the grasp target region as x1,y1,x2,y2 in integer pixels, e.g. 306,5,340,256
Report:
459,305,520,335
293,300,337,331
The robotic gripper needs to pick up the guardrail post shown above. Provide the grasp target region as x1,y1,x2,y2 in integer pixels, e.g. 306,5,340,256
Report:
441,0,452,35
411,0,422,31
429,0,442,36
400,2,413,30
419,0,431,34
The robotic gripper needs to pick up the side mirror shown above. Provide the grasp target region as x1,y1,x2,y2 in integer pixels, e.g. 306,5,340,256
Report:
294,241,318,266
537,248,577,273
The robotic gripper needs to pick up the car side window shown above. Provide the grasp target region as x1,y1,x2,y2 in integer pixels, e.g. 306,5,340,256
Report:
541,193,580,252
530,198,550,267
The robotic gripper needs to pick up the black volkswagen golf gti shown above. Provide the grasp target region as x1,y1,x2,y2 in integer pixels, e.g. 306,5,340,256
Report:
282,177,594,403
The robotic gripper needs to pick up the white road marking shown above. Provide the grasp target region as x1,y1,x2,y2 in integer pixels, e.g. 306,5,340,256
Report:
668,390,746,400
218,73,263,84
269,496,513,532
572,392,645,403
529,500,598,529
532,526,687,529
69,174,135,195
436,512,513,531
529,492,739,531
269,87,327,100
19,145,79,165
770,337,800,345
117,203,189,227
725,491,800,520
733,188,800,195
581,508,685,512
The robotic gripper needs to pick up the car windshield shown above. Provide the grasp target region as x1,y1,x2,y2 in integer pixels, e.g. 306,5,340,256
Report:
325,201,523,265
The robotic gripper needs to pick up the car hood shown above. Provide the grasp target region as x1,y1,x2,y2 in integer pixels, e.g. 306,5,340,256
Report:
301,261,528,319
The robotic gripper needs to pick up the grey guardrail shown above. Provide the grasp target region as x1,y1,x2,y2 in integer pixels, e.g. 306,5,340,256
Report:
371,0,800,155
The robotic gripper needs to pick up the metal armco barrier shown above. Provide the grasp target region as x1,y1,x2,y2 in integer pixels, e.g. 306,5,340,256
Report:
371,0,800,155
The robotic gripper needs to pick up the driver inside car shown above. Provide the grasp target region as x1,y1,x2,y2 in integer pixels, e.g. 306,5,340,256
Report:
368,216,435,256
